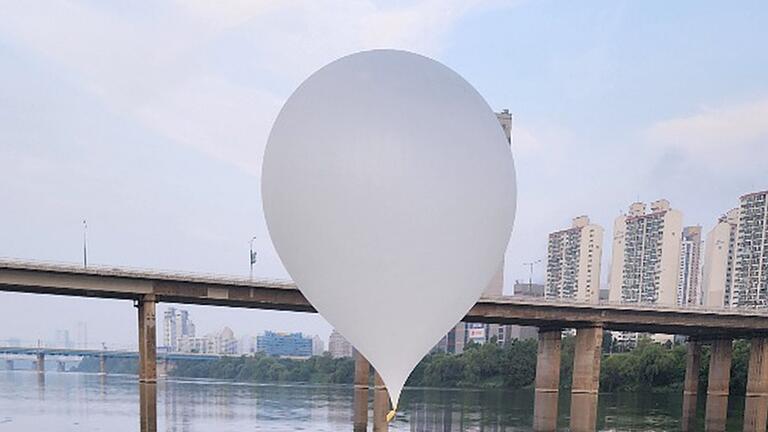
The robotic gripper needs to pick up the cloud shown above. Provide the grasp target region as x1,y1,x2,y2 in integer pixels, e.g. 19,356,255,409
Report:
0,1,498,175
135,76,283,175
647,98,768,169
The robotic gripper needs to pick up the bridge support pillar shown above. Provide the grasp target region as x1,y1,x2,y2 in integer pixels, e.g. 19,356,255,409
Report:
137,295,157,432
5,360,12,370
36,353,45,374
533,329,561,432
681,340,701,431
570,326,602,432
744,337,768,432
373,370,389,432
99,354,106,375
353,351,370,432
705,338,732,432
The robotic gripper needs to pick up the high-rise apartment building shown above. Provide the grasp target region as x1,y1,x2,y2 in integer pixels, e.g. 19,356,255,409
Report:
702,208,740,308
486,108,513,298
435,110,513,354
677,226,703,306
328,329,353,358
608,200,683,306
703,190,768,308
163,307,196,352
545,216,603,303
495,109,512,146
734,191,768,307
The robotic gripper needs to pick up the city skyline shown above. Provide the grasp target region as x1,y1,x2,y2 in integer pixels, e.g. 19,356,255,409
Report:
1,188,765,348
0,305,337,354
1,2,766,347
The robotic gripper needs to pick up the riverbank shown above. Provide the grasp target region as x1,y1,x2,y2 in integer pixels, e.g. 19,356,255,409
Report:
73,337,752,395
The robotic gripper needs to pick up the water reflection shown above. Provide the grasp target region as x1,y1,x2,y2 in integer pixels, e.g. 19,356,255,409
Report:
36,371,45,401
400,387,533,431
0,371,750,431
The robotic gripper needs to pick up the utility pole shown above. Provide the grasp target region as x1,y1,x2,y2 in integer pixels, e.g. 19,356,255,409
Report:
83,219,88,268
523,259,542,293
249,236,258,280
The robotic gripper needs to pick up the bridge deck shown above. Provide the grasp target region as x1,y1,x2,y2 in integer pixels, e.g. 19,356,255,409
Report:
2,259,767,337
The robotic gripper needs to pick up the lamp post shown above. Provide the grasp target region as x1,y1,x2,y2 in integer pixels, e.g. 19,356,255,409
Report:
523,259,542,293
83,219,88,269
249,236,258,280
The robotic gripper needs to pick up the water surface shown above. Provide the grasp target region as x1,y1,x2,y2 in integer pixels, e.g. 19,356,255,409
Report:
0,371,746,431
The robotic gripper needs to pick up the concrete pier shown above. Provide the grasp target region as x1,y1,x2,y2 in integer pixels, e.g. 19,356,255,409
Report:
353,351,370,432
533,329,561,432
744,337,768,432
373,371,389,432
705,338,732,432
36,353,44,374
681,340,701,431
570,326,603,432
137,295,157,432
139,382,157,432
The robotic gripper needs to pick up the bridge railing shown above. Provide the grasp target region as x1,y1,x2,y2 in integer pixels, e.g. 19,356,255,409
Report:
480,294,768,316
3,257,768,318
0,257,292,288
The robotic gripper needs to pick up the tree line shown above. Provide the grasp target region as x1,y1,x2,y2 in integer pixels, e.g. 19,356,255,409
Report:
74,335,752,395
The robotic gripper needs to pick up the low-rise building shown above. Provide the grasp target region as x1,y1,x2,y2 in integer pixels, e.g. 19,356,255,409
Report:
257,331,313,358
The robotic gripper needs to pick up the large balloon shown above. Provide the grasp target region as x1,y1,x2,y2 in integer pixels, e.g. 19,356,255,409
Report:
261,49,516,409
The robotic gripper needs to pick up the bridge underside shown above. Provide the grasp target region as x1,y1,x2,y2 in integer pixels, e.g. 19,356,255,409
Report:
2,260,768,337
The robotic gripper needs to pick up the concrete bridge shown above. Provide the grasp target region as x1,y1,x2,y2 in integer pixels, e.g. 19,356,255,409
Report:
0,346,225,374
2,259,768,431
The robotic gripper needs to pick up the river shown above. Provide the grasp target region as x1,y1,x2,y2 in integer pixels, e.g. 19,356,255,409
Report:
0,370,747,431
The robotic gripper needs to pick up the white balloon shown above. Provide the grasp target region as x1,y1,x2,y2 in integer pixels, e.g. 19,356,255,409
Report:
261,49,516,408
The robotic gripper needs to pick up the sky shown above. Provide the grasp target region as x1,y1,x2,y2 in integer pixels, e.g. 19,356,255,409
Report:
0,1,766,349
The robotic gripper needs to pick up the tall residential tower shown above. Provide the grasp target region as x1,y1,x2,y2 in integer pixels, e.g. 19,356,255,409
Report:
545,216,603,303
734,190,768,307
163,307,196,352
702,208,740,307
435,109,514,354
703,190,768,308
609,200,683,306
677,226,703,306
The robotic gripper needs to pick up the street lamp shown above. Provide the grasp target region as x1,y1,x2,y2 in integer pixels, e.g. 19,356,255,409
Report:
522,259,542,293
249,236,258,280
82,219,88,269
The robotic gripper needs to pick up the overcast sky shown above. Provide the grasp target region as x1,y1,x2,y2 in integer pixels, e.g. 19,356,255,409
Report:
1,1,766,349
